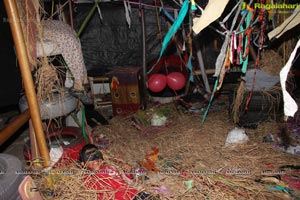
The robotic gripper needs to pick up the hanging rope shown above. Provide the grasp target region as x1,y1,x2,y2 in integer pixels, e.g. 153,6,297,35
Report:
154,0,163,45
245,0,267,111
239,10,255,74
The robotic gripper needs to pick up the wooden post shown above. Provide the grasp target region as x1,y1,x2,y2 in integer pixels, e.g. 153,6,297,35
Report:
0,109,30,146
29,120,41,162
4,0,50,167
196,48,211,94
140,1,147,110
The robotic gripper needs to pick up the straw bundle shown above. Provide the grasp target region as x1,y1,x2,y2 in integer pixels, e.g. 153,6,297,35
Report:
15,0,66,103
34,61,62,101
232,81,245,124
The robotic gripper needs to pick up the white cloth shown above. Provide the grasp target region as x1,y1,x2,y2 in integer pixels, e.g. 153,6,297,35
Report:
193,0,229,34
280,39,300,117
268,8,300,39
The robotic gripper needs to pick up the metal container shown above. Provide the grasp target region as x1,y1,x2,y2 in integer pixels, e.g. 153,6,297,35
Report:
19,90,78,120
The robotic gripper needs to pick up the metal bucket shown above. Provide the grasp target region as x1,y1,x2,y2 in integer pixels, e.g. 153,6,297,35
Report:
19,90,78,120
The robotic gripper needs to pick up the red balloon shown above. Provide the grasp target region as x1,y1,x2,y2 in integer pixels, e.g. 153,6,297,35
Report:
167,72,186,90
148,74,167,92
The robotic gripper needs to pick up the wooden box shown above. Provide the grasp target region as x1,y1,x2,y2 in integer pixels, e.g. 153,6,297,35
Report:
108,67,146,116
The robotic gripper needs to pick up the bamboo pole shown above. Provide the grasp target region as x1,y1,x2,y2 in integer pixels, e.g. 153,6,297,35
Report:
29,120,43,168
0,109,30,146
4,0,50,167
140,1,147,110
76,1,99,37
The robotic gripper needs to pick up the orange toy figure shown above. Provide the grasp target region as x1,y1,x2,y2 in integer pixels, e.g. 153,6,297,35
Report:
111,76,119,92
140,147,159,172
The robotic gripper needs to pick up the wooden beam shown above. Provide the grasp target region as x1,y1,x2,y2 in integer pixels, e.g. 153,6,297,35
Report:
0,109,30,146
4,0,50,167
195,49,211,93
193,69,215,75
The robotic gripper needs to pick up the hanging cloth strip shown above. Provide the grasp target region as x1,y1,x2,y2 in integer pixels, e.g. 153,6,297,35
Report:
280,39,300,118
239,10,254,74
192,0,229,34
244,0,266,111
147,0,189,75
81,106,88,144
213,34,231,78
185,5,194,84
160,7,175,23
96,0,103,22
123,0,132,28
202,0,244,124
190,0,196,11
187,55,194,82
217,42,231,91
213,0,244,77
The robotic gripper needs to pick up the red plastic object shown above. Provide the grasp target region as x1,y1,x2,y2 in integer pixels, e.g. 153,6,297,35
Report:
148,74,167,92
166,72,186,90
147,55,188,75
147,56,189,92
23,127,86,164
281,175,300,190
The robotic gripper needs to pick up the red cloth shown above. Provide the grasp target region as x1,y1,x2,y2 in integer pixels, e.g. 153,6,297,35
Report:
84,165,138,200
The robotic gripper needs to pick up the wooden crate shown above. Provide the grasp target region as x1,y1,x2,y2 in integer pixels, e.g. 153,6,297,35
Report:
108,67,146,116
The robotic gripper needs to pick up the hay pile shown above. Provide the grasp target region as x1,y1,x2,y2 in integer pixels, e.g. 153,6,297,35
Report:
30,97,300,199
260,50,284,76
103,102,299,199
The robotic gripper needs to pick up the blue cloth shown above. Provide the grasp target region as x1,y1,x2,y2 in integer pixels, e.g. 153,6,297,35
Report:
242,69,280,91
187,55,194,82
